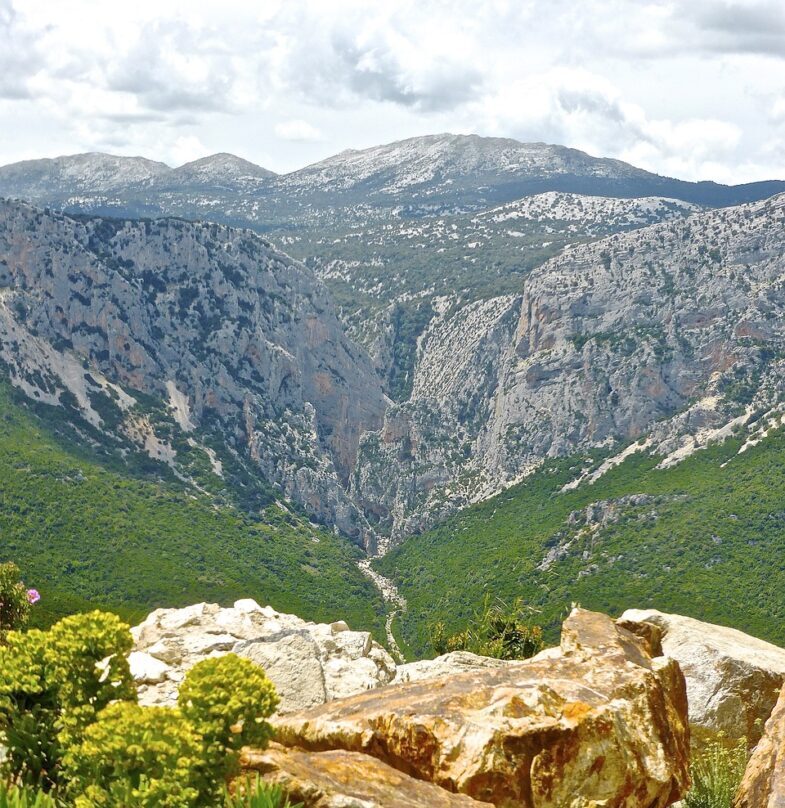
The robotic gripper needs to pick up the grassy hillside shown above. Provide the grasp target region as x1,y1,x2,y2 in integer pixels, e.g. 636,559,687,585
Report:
376,426,785,657
0,381,385,637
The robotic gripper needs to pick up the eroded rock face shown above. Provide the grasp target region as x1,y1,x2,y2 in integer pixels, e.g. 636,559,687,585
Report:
130,600,396,714
242,745,492,808
620,608,785,743
354,195,785,543
271,608,690,808
734,684,785,808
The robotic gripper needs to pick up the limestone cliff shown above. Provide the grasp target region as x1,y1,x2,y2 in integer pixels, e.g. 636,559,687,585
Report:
0,199,387,544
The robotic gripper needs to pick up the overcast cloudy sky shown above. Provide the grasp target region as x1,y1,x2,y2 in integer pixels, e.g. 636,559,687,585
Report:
1,0,784,182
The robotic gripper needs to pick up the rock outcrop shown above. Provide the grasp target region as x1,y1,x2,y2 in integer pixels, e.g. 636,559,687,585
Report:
242,745,492,808
130,600,396,714
734,684,785,808
271,608,690,807
620,608,785,743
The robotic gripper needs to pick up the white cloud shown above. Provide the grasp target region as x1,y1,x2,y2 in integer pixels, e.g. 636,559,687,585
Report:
274,119,322,142
0,0,784,182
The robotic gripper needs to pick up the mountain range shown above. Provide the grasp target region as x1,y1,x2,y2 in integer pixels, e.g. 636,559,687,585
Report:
2,133,785,649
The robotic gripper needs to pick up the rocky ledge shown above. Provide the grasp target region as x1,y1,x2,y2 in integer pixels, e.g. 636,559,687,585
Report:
268,608,690,807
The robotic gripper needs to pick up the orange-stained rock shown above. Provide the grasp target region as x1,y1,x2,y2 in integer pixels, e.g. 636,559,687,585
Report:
271,608,690,808
734,684,785,807
242,744,492,807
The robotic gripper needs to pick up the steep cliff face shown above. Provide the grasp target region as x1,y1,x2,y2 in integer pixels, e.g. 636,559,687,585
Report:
0,200,387,544
355,194,785,544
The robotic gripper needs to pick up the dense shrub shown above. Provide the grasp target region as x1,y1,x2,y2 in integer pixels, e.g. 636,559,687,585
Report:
0,629,63,789
0,611,135,790
64,702,203,807
429,595,544,660
684,735,749,808
62,653,279,805
0,562,36,637
179,654,279,797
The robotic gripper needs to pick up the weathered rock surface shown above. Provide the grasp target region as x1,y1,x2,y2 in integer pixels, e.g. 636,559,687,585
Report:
392,650,510,684
734,684,785,808
242,745,492,808
621,608,785,743
272,608,690,807
130,600,395,713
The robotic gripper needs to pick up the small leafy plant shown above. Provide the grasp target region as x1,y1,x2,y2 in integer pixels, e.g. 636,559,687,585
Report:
223,777,302,808
0,562,38,638
0,782,56,808
0,610,134,790
429,595,545,660
64,702,204,807
179,654,279,799
683,734,749,808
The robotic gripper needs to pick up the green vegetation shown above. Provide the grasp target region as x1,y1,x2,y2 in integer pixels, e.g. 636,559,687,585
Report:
0,612,282,807
0,381,384,637
378,426,785,656
429,594,544,660
0,562,35,638
0,784,56,808
684,735,749,808
224,778,302,808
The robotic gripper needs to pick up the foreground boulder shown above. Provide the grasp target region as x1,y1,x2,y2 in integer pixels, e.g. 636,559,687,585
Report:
242,745,492,807
620,608,785,743
734,683,785,807
130,600,396,713
271,608,690,807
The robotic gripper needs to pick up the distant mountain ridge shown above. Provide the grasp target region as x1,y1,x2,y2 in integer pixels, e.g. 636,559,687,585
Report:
1,134,783,224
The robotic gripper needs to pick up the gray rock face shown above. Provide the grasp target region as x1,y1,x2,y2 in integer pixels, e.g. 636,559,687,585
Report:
130,600,396,714
354,193,785,543
620,608,785,743
0,199,387,543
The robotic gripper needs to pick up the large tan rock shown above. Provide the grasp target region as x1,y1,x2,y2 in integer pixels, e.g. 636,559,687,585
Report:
242,744,492,807
272,608,690,808
130,600,396,713
734,684,785,808
620,609,785,743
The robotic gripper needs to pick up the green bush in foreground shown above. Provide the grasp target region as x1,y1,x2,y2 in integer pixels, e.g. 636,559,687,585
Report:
684,735,749,808
0,611,134,790
65,702,204,807
179,654,279,799
0,608,282,806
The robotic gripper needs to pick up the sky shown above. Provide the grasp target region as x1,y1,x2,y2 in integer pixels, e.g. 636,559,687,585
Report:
1,0,784,183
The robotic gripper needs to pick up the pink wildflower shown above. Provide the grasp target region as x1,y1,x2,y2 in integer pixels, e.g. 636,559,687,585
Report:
26,588,40,605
